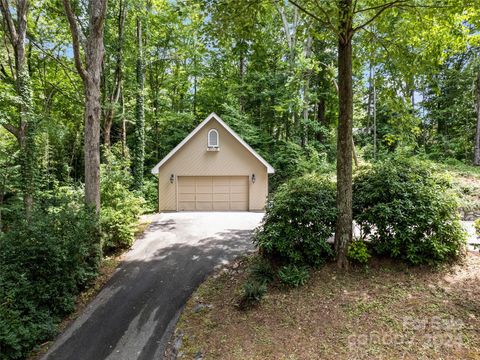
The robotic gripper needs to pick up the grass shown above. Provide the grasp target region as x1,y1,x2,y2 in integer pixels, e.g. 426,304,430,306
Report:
174,254,480,359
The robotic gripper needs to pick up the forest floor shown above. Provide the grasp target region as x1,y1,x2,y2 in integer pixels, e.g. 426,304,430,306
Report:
173,253,480,360
172,162,480,360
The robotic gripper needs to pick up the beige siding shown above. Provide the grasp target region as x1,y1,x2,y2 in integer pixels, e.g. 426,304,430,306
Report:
158,118,268,211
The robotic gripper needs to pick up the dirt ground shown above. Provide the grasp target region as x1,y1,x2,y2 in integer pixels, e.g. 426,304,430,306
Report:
174,253,480,360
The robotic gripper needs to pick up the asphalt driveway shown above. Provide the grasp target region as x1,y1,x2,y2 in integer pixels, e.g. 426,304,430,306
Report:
43,212,264,360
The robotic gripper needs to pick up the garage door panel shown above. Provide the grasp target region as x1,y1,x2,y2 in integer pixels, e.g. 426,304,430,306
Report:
213,177,230,185
196,193,212,201
213,185,229,193
178,193,195,202
178,201,195,211
213,193,229,201
213,202,229,210
230,193,246,201
230,186,248,194
178,185,195,193
196,201,213,211
196,186,212,194
230,202,248,211
178,176,248,211
230,177,247,186
196,177,212,185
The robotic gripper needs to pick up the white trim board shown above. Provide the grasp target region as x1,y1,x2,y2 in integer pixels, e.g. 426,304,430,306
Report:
151,112,275,174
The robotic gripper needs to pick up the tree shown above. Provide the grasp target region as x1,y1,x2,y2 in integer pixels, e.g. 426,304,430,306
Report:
63,0,108,212
103,0,127,148
288,0,416,268
475,68,480,165
132,16,145,190
0,0,35,216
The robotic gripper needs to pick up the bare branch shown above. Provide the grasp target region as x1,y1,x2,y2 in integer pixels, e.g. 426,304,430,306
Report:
0,0,18,44
62,0,88,82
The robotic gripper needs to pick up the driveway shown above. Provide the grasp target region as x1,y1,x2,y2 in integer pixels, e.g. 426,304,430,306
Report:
43,212,264,360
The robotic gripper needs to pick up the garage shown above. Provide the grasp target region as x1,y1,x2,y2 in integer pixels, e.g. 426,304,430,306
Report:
151,113,274,212
178,176,249,211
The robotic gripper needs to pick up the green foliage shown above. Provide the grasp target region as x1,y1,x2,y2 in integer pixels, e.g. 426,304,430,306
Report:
238,280,267,310
141,176,159,214
347,240,371,265
100,147,144,253
353,156,466,265
248,257,275,285
0,201,100,359
475,219,480,237
277,264,310,287
254,174,336,266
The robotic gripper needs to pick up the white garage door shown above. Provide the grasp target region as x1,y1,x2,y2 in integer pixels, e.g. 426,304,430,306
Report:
177,176,249,211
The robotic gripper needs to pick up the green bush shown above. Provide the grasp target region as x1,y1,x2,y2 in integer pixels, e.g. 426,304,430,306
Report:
475,218,480,237
277,264,310,287
101,147,144,253
347,240,371,265
254,174,336,266
249,257,275,285
238,281,267,310
0,202,100,359
353,156,466,265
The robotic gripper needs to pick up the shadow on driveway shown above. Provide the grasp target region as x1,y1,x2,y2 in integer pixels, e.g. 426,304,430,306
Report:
44,213,261,360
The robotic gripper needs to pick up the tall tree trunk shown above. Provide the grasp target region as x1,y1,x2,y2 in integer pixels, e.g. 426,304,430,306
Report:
63,0,108,212
335,0,354,270
366,60,373,131
474,69,480,166
301,35,313,147
121,90,127,157
104,0,126,147
132,16,145,189
373,77,377,158
0,0,35,216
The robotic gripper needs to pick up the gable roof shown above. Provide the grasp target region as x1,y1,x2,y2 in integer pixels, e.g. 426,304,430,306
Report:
151,112,275,174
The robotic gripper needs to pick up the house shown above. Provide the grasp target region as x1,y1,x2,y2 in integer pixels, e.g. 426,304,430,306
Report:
151,113,275,212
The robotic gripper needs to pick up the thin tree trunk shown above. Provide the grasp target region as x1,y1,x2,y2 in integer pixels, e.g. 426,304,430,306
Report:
366,60,373,131
104,0,126,147
132,16,145,189
316,97,326,142
121,90,127,157
335,0,354,270
474,69,480,166
0,183,4,232
301,35,313,147
0,0,35,216
373,77,377,158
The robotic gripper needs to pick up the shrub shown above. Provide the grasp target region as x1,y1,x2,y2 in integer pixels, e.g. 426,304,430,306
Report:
254,174,336,266
100,147,144,253
238,281,267,310
277,264,310,287
0,203,100,359
353,156,466,265
475,218,480,237
249,257,275,285
347,240,371,265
